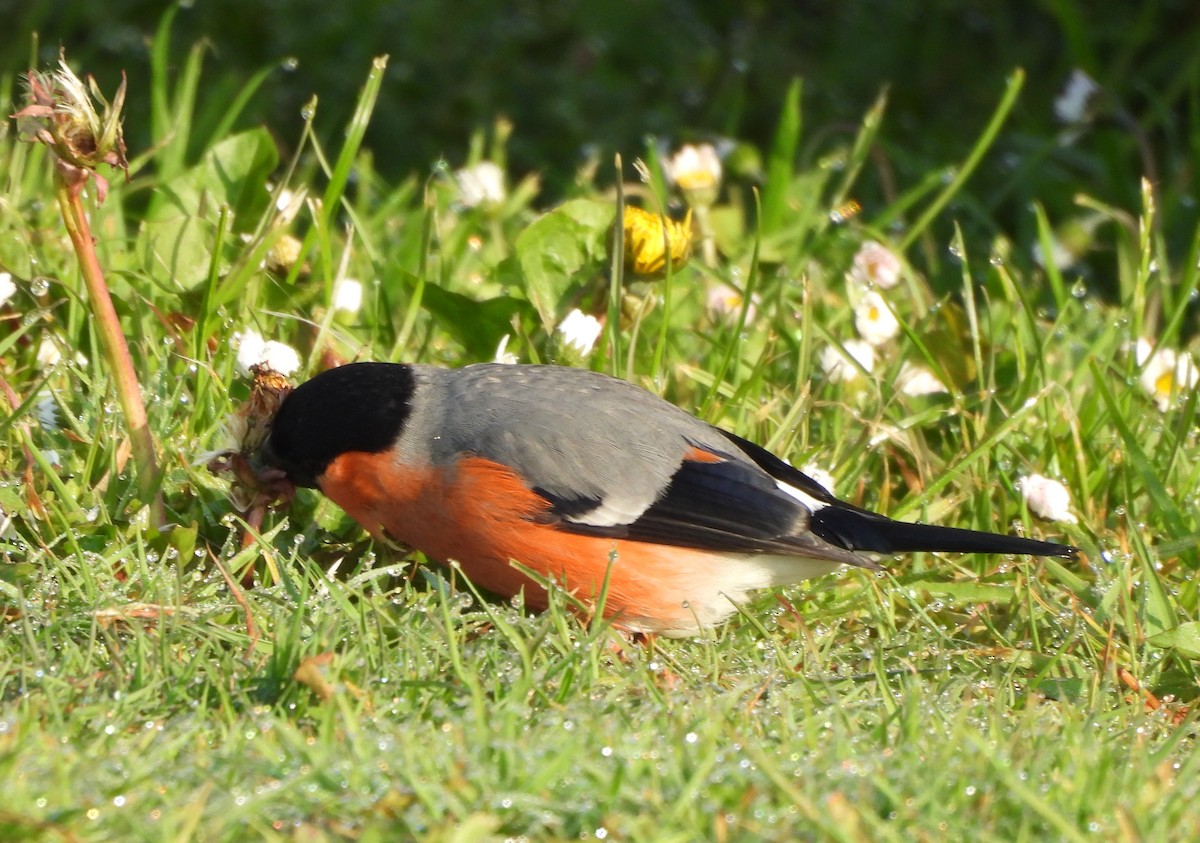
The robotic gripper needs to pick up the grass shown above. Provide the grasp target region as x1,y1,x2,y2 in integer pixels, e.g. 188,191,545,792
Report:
1,47,1199,841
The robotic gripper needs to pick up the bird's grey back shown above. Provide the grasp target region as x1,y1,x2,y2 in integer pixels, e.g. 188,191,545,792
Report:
395,363,758,524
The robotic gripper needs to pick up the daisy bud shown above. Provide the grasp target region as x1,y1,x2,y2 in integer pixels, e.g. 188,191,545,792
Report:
36,337,63,367
265,234,305,273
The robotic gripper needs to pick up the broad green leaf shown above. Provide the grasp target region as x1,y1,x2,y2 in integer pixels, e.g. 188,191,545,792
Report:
146,128,278,227
516,199,610,331
421,283,533,360
556,197,615,233
1149,622,1200,659
139,213,223,290
138,129,279,289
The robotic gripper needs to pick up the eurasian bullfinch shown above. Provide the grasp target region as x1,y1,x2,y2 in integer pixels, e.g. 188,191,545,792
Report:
259,362,1077,636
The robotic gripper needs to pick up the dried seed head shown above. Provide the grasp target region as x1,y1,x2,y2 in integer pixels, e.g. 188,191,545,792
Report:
11,52,129,195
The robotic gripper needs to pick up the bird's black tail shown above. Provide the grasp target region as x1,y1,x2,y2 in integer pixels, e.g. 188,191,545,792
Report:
716,429,1079,560
810,505,1077,558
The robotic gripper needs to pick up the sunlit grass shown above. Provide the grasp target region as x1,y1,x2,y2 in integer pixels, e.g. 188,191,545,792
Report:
1,49,1198,841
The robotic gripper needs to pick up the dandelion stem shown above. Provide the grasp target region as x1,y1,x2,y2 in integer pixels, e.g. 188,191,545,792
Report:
55,167,165,527
607,154,625,376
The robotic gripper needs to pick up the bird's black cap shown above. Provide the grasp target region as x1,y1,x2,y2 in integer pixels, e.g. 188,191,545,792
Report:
261,363,415,487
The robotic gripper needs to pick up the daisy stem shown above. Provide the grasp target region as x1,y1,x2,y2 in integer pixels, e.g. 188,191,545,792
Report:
55,166,165,528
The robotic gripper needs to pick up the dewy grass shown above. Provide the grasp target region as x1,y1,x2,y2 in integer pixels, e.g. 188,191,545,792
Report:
1,49,1199,841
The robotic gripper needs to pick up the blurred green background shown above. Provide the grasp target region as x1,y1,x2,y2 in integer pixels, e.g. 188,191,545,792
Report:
6,0,1199,290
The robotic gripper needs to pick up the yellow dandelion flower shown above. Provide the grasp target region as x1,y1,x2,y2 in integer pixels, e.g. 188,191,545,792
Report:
618,206,693,278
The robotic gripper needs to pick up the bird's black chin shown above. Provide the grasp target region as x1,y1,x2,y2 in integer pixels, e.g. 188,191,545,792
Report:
257,437,320,489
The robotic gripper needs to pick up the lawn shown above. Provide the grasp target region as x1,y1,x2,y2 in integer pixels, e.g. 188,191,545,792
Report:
1,23,1199,843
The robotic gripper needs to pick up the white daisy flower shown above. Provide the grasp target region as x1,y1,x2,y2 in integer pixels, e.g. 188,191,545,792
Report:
801,463,836,495
234,329,301,376
455,161,506,209
332,278,363,314
1134,337,1154,367
1136,340,1199,412
36,337,62,367
1031,236,1076,271
848,240,902,290
705,282,758,323
664,143,722,207
854,290,900,346
266,182,304,218
1019,474,1077,524
820,339,876,383
35,336,88,368
1054,69,1100,124
0,272,16,307
556,309,603,357
896,362,949,397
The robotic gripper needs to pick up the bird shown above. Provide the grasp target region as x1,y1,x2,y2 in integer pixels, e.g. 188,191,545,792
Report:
258,362,1077,636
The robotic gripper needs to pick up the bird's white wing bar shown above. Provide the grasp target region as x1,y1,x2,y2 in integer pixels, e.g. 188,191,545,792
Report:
776,480,830,513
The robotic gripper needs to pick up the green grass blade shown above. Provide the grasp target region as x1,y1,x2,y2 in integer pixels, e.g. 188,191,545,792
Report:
760,77,802,236
900,69,1024,251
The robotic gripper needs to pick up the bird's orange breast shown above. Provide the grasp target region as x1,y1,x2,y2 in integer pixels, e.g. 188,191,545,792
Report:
317,451,761,633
